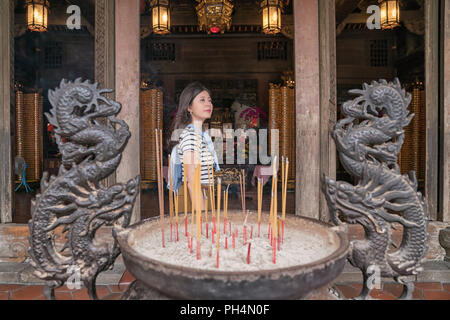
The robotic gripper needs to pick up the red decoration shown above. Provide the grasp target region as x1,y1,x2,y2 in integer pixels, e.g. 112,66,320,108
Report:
210,26,220,33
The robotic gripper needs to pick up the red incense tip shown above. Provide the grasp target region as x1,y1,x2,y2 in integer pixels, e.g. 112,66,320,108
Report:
273,239,277,264
162,229,165,248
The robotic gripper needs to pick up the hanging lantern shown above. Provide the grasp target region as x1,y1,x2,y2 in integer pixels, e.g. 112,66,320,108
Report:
26,0,50,32
150,0,171,35
261,0,283,35
195,0,234,34
379,0,400,30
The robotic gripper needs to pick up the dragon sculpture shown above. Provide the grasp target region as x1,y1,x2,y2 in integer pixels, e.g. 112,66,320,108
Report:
28,79,140,300
323,79,429,300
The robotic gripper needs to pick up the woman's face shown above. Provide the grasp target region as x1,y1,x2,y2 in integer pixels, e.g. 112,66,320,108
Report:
188,90,213,123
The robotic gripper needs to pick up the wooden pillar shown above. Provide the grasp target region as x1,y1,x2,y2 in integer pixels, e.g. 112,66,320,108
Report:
115,0,141,223
294,0,321,219
318,0,337,222
96,0,116,188
424,0,440,220
441,0,450,222
0,0,14,224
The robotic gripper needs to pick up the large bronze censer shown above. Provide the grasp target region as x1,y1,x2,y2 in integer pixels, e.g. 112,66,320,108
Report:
114,211,349,300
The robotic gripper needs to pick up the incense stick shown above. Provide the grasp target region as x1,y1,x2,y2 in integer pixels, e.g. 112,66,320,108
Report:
282,158,289,243
175,189,179,242
169,155,174,242
155,129,165,248
216,178,222,268
183,162,188,237
196,164,201,260
257,178,262,237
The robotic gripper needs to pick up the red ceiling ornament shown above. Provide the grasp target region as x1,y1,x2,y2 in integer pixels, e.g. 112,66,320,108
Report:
210,26,221,33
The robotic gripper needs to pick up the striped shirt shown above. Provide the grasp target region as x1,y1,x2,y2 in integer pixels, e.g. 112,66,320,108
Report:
178,127,215,185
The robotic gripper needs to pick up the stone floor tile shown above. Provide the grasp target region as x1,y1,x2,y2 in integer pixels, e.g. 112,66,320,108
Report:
369,289,396,300
0,284,24,292
335,284,361,299
118,270,135,290
0,292,10,300
382,282,403,297
414,282,442,291
423,290,450,300
102,293,122,300
72,286,111,300
11,285,45,300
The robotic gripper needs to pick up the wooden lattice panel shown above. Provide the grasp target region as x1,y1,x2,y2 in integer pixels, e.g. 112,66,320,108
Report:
15,91,43,182
140,88,163,182
399,86,425,187
269,84,295,180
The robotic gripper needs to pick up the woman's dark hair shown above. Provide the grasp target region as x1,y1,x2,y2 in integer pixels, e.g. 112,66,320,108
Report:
167,81,211,150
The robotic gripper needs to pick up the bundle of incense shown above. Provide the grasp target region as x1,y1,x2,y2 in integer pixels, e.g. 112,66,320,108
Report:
239,170,246,216
243,213,248,246
257,178,262,237
195,163,202,260
216,178,222,268
281,156,285,244
174,190,179,241
223,185,229,235
277,217,281,251
203,189,209,238
269,156,278,264
268,172,275,241
282,158,289,243
273,165,278,264
207,161,216,233
212,163,216,233
183,162,188,237
168,155,174,242
155,129,165,248
268,187,274,241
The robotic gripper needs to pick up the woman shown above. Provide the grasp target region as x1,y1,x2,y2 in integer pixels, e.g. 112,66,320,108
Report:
168,82,220,210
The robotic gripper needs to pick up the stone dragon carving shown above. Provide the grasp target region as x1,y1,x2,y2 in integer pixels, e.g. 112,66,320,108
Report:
323,79,429,299
28,79,140,300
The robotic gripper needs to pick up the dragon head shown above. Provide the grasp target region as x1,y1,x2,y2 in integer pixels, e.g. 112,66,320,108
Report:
46,79,121,137
322,174,386,233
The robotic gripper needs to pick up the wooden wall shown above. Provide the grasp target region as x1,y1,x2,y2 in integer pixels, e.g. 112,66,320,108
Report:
141,35,294,117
